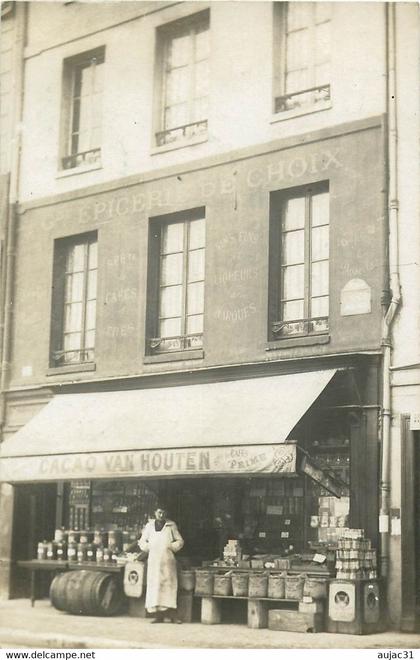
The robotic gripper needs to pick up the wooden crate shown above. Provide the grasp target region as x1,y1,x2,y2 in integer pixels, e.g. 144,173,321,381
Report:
268,609,324,633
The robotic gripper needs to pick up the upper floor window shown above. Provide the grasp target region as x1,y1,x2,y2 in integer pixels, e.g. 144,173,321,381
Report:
269,184,329,339
274,2,331,114
155,11,209,148
147,210,205,353
61,47,105,170
50,233,97,366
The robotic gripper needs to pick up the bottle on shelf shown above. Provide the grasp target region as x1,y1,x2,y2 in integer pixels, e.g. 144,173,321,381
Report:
67,541,77,562
56,540,67,561
37,540,48,560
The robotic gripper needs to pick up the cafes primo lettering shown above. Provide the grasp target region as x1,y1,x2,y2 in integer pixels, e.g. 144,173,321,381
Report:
74,148,342,225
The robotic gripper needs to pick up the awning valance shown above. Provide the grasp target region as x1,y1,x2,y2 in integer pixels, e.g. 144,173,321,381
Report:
0,369,337,482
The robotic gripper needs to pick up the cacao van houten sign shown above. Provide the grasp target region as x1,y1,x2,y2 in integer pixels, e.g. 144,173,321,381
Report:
0,444,297,483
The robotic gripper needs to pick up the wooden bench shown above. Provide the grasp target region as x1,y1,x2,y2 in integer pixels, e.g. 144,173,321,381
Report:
198,594,302,628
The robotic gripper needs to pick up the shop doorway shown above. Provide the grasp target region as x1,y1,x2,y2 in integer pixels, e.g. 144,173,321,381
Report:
11,483,57,598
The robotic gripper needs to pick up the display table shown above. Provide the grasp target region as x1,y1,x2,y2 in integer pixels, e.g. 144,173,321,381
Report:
17,560,124,607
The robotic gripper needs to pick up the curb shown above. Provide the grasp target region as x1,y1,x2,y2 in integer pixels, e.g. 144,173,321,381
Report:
0,628,168,650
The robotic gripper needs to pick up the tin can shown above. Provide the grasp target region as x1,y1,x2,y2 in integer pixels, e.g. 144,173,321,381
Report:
86,543,96,562
77,543,88,563
56,540,67,560
96,546,104,563
103,547,112,563
46,541,57,560
67,541,77,561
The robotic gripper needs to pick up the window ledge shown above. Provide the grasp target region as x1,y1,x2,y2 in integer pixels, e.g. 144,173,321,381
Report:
271,99,332,124
46,362,96,376
150,134,208,156
56,162,102,179
144,349,204,364
266,334,330,350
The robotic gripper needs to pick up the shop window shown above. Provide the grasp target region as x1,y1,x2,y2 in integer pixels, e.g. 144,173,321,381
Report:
60,47,105,170
273,2,331,115
154,10,209,148
269,183,329,339
146,209,205,354
50,233,98,366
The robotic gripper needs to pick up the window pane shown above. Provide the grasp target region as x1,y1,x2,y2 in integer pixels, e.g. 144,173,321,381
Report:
312,191,329,226
164,104,188,130
311,225,329,261
84,329,95,349
195,27,210,61
283,230,304,265
283,197,305,230
315,63,331,87
93,62,104,93
189,218,205,249
80,65,93,96
195,60,210,98
188,248,205,282
169,34,193,68
283,264,304,300
66,272,84,302
87,269,97,300
64,302,83,333
88,242,97,269
161,253,183,286
162,222,184,254
311,260,329,296
311,296,329,318
68,244,85,272
187,281,204,315
160,285,183,318
286,69,310,95
287,2,312,31
192,97,208,123
64,332,82,351
166,67,190,105
159,317,182,338
85,300,96,330
283,299,304,321
315,21,331,64
287,29,310,72
187,314,203,335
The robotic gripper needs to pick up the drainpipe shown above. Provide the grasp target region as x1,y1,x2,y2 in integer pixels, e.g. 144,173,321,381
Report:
379,2,401,579
0,3,26,440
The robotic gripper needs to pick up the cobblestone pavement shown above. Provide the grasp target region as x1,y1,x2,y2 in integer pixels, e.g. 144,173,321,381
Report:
0,600,419,649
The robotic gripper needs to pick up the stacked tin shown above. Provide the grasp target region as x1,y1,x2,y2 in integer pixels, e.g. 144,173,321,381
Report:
335,529,377,580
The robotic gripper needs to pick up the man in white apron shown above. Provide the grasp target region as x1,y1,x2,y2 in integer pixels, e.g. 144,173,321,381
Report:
139,506,184,623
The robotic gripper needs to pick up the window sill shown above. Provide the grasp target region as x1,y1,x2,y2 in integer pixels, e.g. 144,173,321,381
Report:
144,349,204,364
270,99,332,124
150,134,208,156
56,162,102,179
46,362,96,376
266,334,330,350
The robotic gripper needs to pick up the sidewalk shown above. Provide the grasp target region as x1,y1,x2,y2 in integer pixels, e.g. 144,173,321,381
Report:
0,600,420,649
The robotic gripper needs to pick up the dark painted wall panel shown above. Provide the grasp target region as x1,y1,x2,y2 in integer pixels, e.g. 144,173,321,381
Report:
10,121,385,386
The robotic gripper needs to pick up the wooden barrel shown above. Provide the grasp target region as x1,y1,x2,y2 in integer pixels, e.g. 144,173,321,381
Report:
50,570,125,616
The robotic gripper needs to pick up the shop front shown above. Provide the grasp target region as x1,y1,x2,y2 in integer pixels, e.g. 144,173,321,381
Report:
0,364,383,631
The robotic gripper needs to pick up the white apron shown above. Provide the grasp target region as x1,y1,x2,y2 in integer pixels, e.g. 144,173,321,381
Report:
139,520,184,612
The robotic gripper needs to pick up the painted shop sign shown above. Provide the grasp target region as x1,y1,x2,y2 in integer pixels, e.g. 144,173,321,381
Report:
0,444,297,483
44,147,343,229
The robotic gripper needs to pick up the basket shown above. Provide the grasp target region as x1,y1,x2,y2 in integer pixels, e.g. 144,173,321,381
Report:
303,577,328,600
213,574,232,596
268,573,286,599
194,570,214,596
248,574,268,598
232,573,249,597
285,574,305,600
